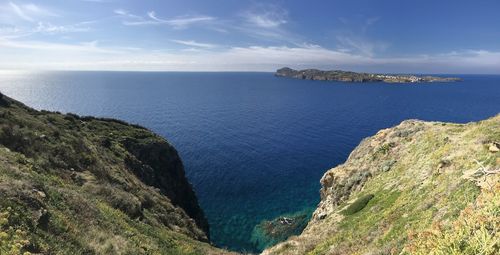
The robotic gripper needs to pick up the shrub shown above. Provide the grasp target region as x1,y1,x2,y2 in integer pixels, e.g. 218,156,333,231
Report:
342,194,375,216
0,209,31,255
377,142,395,155
101,137,112,148
404,184,500,255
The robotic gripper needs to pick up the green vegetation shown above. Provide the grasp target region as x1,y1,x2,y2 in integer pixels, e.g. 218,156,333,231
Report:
1,91,498,255
264,115,499,255
0,93,232,255
404,183,499,255
340,194,374,216
0,208,31,255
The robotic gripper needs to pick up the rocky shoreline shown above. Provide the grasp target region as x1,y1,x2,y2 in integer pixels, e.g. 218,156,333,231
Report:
264,114,499,255
275,67,462,83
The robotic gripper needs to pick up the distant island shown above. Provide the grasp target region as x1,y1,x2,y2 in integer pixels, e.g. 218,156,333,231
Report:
275,67,462,83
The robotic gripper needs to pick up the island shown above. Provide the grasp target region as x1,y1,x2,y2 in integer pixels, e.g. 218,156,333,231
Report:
275,67,462,83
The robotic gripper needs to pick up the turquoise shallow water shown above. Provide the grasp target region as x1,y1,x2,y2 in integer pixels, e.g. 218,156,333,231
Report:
0,71,499,252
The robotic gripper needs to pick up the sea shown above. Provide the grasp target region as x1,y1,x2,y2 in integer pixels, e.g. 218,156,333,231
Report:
0,71,499,252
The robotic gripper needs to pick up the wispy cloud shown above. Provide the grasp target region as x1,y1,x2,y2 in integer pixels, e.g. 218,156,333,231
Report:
115,9,215,29
171,39,218,48
5,2,57,22
336,36,388,57
242,7,288,28
0,21,92,39
364,17,380,29
0,2,89,39
0,3,498,74
0,38,118,53
333,16,387,57
0,25,30,39
235,4,299,44
2,35,499,74
9,2,33,22
35,22,91,34
113,9,141,19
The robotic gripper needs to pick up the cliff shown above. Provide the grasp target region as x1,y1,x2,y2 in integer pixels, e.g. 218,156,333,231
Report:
1,90,497,255
264,115,499,254
0,92,234,254
275,67,462,83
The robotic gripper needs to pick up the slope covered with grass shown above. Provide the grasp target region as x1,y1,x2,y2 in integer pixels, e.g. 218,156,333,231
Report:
264,114,499,255
0,92,234,255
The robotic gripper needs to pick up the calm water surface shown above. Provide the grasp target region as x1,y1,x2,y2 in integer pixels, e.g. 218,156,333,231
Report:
0,71,499,252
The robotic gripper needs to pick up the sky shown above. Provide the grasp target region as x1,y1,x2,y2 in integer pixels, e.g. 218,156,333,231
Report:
0,0,499,73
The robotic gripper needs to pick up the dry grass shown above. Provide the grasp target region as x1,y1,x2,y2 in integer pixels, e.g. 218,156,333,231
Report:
0,92,236,254
264,114,500,255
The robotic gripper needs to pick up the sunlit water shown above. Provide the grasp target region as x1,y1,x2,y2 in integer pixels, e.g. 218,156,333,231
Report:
1,71,499,252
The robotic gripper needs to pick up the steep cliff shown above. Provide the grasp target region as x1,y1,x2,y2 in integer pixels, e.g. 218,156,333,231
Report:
264,115,499,254
0,92,233,254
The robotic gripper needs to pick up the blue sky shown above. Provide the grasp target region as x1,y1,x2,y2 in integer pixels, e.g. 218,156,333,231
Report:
0,0,499,73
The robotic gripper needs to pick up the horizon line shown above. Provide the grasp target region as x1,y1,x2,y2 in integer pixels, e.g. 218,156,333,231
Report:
1,69,500,76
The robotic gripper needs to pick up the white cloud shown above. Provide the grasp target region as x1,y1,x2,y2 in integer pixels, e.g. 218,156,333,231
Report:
336,36,389,57
113,9,143,20
0,2,86,38
242,5,288,28
113,9,127,15
0,21,91,39
115,9,215,29
9,2,33,22
244,13,287,28
0,38,118,54
233,4,303,45
164,15,215,29
35,22,90,34
331,16,388,57
1,36,499,74
0,25,29,39
5,2,56,22
171,40,218,48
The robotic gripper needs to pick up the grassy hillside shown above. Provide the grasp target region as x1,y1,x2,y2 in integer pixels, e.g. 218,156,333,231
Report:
0,92,234,255
1,90,497,255
264,115,499,255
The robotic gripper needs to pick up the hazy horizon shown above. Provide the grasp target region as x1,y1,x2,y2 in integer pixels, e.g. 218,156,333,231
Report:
1,0,500,73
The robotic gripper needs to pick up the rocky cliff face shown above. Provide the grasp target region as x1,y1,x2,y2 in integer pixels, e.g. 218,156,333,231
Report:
264,115,499,255
0,92,233,254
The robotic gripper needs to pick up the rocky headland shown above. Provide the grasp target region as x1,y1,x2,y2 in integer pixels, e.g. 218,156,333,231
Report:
275,67,462,83
264,114,499,254
0,92,235,255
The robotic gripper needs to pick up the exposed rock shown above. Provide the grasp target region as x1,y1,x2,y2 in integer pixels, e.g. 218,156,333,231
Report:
264,114,500,255
251,210,311,251
489,142,499,152
0,92,234,255
32,189,46,199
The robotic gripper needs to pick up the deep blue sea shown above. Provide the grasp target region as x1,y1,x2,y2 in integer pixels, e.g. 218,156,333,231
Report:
0,71,499,252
